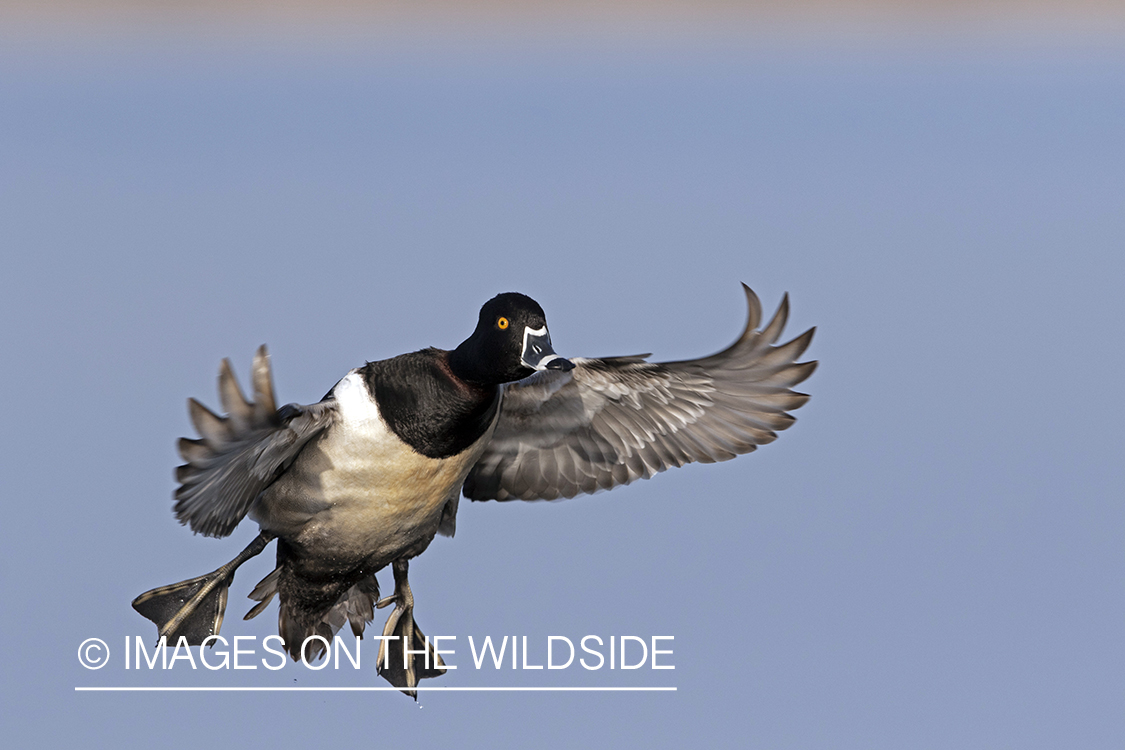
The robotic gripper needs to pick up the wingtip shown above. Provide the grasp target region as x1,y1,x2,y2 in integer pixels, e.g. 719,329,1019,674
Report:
790,359,818,385
218,358,252,424
762,294,791,344
740,282,762,335
251,345,278,417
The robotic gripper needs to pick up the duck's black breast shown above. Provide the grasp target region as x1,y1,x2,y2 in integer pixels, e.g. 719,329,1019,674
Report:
361,348,500,460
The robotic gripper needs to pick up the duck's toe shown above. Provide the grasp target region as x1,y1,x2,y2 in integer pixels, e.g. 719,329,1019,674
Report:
375,560,447,698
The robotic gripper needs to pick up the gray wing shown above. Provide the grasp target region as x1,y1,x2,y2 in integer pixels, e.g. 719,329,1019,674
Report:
173,345,337,537
463,284,816,502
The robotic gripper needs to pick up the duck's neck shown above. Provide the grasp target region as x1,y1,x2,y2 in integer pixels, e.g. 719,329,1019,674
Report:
449,338,491,385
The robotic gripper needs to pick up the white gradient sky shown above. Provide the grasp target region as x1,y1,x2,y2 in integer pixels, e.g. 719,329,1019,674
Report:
1,5,1123,749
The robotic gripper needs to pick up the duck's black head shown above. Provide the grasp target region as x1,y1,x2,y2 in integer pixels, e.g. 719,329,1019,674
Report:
449,292,574,385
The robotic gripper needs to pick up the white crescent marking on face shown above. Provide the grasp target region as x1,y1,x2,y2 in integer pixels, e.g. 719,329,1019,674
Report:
521,325,556,370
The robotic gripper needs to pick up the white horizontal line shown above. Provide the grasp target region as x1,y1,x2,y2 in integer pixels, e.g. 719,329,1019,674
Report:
76,686,676,692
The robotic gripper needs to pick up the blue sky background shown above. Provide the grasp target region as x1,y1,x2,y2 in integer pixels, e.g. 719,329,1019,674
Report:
1,9,1123,749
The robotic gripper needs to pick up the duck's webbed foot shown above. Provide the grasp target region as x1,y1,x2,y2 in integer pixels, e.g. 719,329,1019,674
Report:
132,531,274,645
375,560,447,698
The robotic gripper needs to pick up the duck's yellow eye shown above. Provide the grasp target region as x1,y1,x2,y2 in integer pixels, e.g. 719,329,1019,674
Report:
497,317,509,330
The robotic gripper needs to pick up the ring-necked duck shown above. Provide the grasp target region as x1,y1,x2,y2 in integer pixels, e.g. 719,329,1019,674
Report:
134,284,815,696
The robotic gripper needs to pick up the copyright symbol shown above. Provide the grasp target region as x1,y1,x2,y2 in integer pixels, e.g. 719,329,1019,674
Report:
78,638,109,669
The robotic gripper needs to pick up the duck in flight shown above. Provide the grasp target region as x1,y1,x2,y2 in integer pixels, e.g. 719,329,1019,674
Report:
133,284,816,695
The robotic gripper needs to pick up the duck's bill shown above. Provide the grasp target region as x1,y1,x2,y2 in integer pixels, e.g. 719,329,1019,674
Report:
521,326,575,372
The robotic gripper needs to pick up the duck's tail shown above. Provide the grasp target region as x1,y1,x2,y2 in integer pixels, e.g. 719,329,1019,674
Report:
245,561,446,694
244,565,380,661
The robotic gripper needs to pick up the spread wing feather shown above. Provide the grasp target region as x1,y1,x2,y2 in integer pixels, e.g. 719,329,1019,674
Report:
173,345,336,538
463,284,816,502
